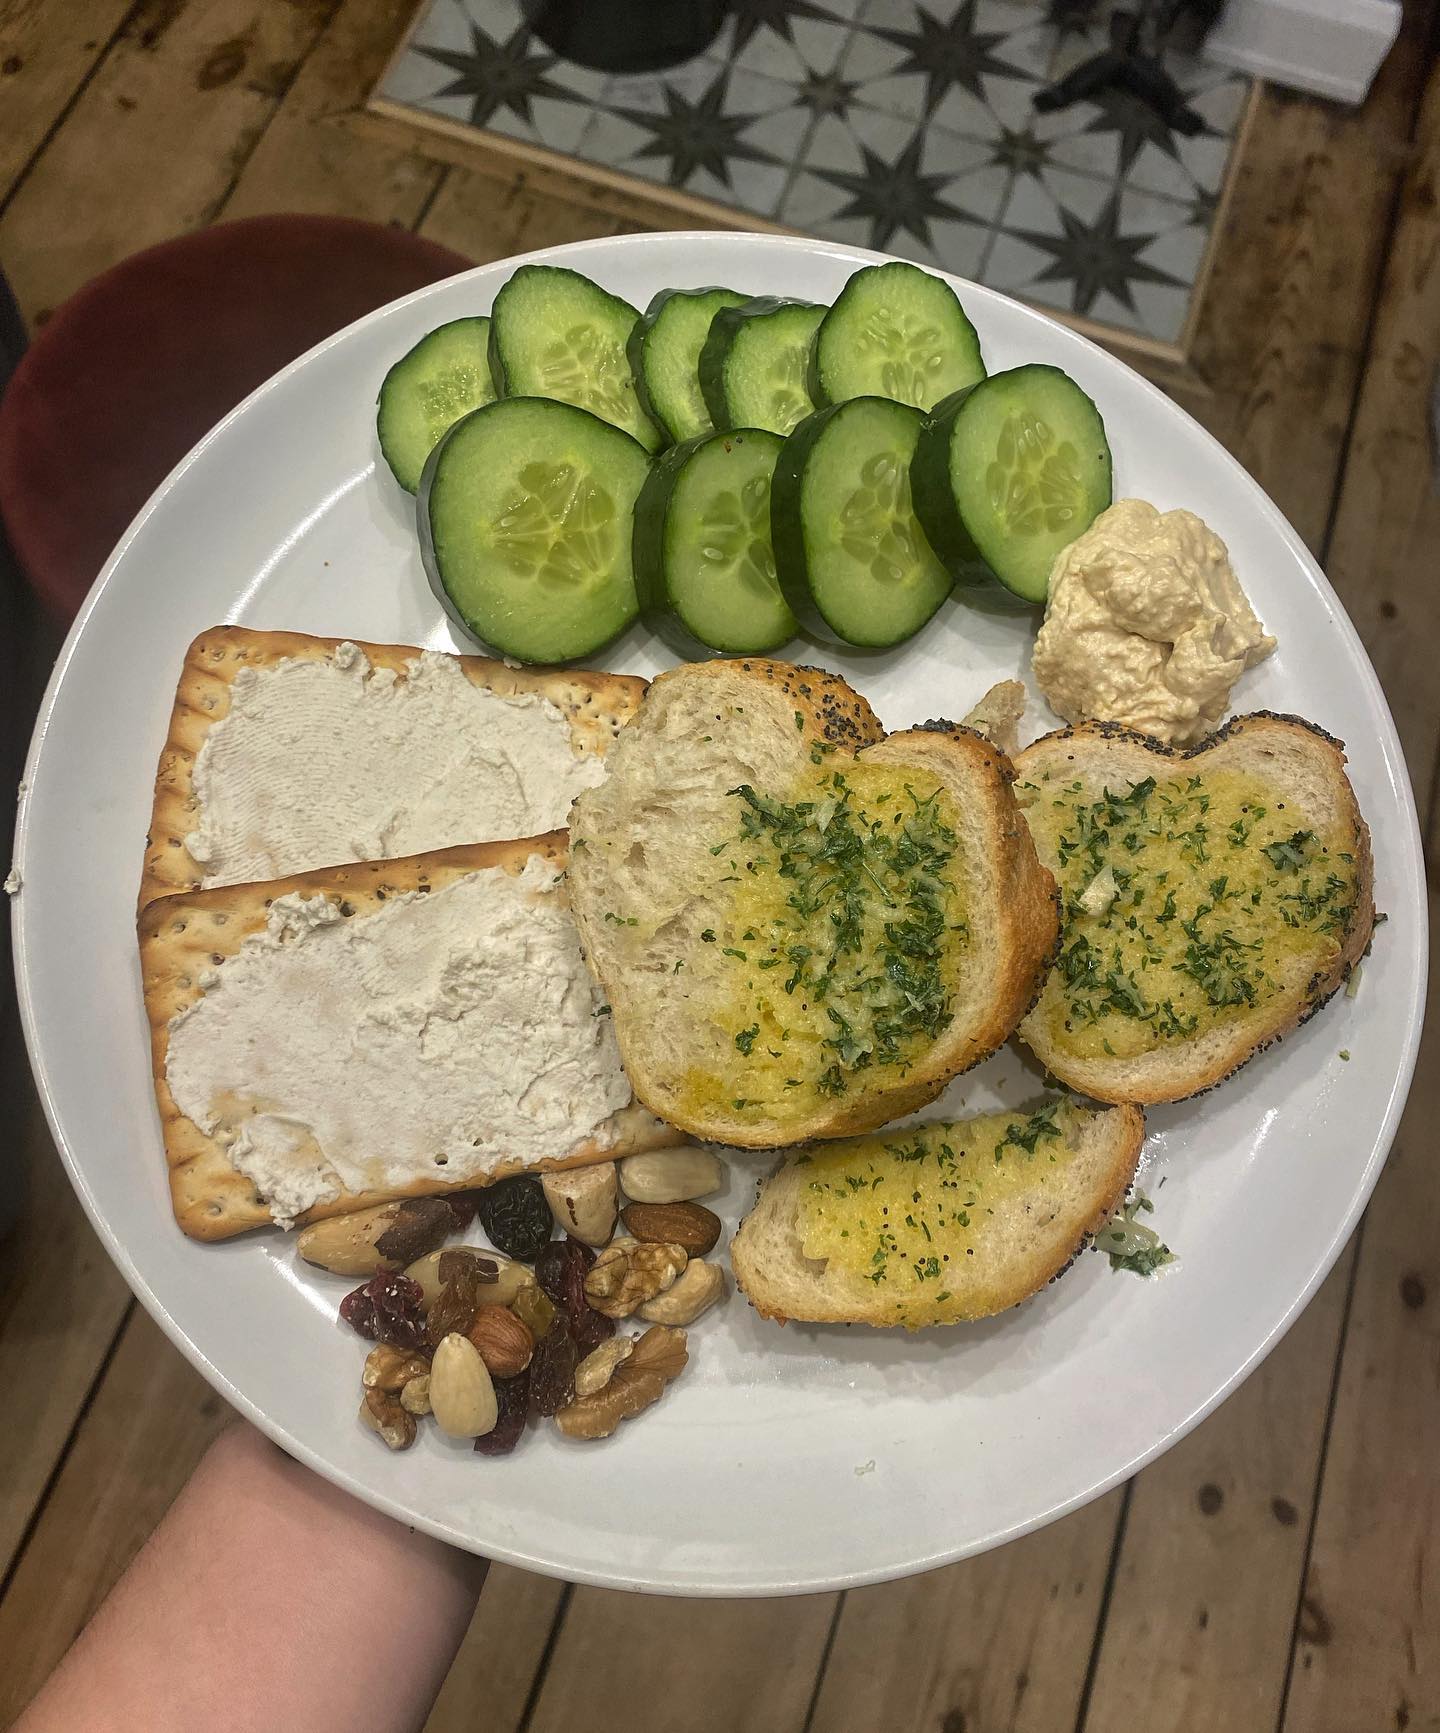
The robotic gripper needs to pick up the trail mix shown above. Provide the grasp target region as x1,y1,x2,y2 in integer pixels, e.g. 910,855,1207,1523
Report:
299,1150,730,1454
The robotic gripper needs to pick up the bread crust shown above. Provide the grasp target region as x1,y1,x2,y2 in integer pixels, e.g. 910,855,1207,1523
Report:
730,1103,1146,1327
568,662,1059,1147
139,625,649,910
1014,713,1376,1104
139,835,681,1241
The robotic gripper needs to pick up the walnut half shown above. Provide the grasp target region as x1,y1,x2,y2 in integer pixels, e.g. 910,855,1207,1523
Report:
584,1239,688,1318
554,1326,688,1439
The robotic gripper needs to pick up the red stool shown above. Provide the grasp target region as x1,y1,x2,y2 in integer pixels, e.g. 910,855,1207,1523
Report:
0,215,471,622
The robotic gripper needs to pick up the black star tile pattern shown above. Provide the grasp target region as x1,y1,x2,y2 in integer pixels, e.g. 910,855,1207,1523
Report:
413,19,582,130
868,0,1030,115
609,69,781,189
1008,193,1187,317
810,132,983,253
383,0,1254,350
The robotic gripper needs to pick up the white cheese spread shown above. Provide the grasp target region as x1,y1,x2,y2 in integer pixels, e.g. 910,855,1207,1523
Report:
164,856,629,1226
185,644,605,886
1033,499,1276,745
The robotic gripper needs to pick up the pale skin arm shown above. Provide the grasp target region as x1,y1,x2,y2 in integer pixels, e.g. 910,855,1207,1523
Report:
16,1422,487,1733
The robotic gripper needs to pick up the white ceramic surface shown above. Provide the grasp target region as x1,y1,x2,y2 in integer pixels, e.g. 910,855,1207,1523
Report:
11,232,1425,1596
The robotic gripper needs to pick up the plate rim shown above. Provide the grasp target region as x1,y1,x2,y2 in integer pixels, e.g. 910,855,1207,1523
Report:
11,229,1429,1595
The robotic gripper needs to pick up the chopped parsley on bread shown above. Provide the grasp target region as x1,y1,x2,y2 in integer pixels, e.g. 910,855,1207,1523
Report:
731,1099,1145,1328
566,660,1059,1148
1014,714,1375,1104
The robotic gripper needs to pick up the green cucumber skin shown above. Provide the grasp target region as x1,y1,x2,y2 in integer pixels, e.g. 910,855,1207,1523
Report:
488,264,661,451
909,385,989,584
768,403,851,646
632,438,712,657
911,368,1112,603
627,285,745,445
698,296,820,432
418,396,648,665
377,317,494,494
633,430,794,657
810,263,985,411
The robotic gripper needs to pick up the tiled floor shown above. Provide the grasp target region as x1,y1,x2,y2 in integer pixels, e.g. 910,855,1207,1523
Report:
378,0,1252,348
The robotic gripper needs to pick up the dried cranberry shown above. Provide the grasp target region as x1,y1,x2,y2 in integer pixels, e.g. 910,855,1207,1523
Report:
572,1305,614,1358
535,1237,592,1309
529,1317,579,1417
536,1238,611,1357
474,1368,531,1457
339,1271,427,1352
475,1175,552,1262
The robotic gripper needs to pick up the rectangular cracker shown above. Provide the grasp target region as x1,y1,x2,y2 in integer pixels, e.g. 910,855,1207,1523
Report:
140,625,649,910
139,835,682,1241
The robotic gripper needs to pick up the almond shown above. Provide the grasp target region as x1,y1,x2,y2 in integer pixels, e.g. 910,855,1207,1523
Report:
467,1304,534,1378
621,1200,721,1257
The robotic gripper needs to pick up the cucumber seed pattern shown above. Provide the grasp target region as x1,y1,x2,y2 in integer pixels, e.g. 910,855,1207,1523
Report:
701,472,782,601
856,306,947,408
538,322,638,431
842,452,926,583
987,413,1085,538
492,462,617,588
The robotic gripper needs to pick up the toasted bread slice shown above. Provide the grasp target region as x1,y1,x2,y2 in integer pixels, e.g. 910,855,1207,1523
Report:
731,1099,1146,1328
567,660,1059,1148
140,626,648,909
139,836,681,1241
1014,714,1375,1104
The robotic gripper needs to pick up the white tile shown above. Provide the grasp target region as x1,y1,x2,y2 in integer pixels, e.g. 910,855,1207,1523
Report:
1125,278,1190,342
914,213,992,277
728,16,853,78
461,0,526,31
1122,138,1198,201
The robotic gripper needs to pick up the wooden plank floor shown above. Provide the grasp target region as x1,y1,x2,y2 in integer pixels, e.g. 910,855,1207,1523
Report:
1,1,1437,1725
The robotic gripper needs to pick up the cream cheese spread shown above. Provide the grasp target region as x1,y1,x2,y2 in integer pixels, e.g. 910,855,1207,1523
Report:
185,643,605,886
1033,499,1276,746
164,856,629,1226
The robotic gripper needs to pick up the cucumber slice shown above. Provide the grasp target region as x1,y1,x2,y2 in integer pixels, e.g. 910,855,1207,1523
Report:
911,364,1112,603
489,264,661,452
419,397,651,665
811,262,985,411
771,397,952,648
376,317,496,493
633,428,796,656
628,286,747,444
699,297,825,437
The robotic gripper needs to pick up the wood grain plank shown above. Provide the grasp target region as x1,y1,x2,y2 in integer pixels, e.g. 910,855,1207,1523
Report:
1278,52,1440,1729
1282,889,1440,1733
525,1588,839,1733
0,0,134,205
808,1493,1122,1733
220,0,444,229
0,0,335,324
0,1082,131,1587
424,1566,565,1733
0,1306,230,1725
1313,52,1440,801
415,160,715,267
1081,1263,1350,1733
1170,0,1436,551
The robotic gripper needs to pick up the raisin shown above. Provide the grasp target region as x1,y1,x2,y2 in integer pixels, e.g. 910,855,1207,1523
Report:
536,1239,611,1357
529,1318,579,1417
475,1368,531,1457
572,1305,615,1358
426,1257,492,1348
476,1176,553,1262
444,1192,480,1231
340,1271,427,1353
374,1196,455,1266
511,1284,556,1339
439,1247,503,1287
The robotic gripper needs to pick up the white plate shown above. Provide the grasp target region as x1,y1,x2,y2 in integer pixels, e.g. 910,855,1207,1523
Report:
12,233,1426,1596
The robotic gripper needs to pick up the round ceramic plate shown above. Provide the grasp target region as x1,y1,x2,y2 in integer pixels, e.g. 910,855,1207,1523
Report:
12,233,1426,1596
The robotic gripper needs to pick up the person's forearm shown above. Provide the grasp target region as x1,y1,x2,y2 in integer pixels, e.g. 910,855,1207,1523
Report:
16,1422,486,1733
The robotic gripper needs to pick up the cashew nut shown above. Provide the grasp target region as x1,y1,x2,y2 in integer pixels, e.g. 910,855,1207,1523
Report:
638,1259,726,1325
